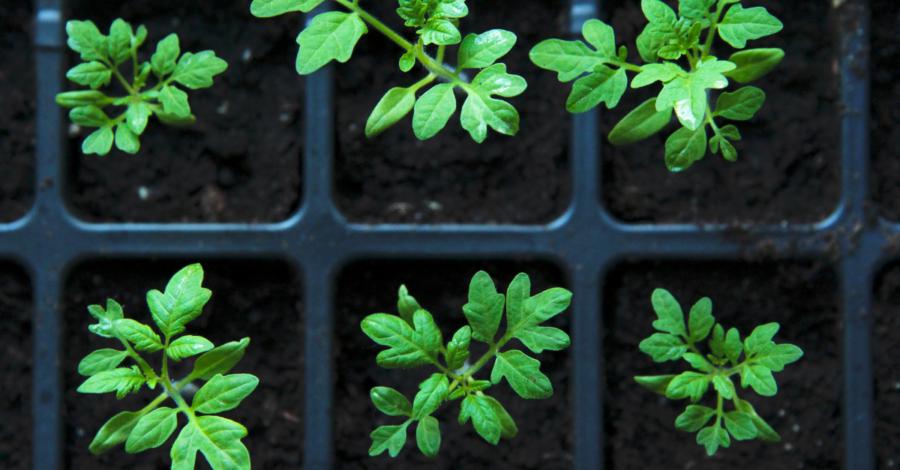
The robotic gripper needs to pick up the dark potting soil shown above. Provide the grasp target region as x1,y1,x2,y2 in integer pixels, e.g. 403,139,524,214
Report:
870,0,900,221
603,261,842,470
335,0,572,224
334,260,573,469
0,263,32,470
0,0,36,223
601,0,840,224
65,0,302,223
873,264,900,469
62,259,303,470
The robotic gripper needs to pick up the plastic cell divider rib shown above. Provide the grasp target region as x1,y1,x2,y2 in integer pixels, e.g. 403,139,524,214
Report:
1,0,876,469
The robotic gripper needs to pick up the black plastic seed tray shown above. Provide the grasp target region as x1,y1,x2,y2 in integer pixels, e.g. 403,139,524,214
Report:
1,0,879,468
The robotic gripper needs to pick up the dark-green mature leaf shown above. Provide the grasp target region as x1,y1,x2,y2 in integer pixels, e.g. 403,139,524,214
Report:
608,98,672,146
566,65,627,113
724,48,784,83
639,333,687,362
125,407,178,453
505,273,572,354
675,405,716,432
296,12,367,74
371,387,413,417
415,416,441,457
89,410,145,454
412,373,449,419
192,337,250,381
462,271,505,343
361,313,433,368
717,5,783,49
146,263,212,338
369,423,410,457
634,374,676,395
459,395,501,445
665,126,707,172
79,349,128,376
192,374,259,414
445,326,471,370
490,350,552,399
457,30,516,70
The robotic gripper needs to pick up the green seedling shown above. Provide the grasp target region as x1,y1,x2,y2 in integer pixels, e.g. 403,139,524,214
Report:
530,0,784,171
56,19,227,155
76,264,257,470
635,288,803,455
251,0,525,143
360,271,571,457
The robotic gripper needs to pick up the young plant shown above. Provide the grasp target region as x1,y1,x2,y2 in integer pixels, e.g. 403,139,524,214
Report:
634,288,803,455
530,0,784,171
76,264,257,470
360,271,571,457
250,0,525,143
56,19,227,155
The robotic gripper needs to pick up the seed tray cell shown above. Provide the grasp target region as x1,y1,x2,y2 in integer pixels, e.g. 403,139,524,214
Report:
0,262,33,470
0,0,881,469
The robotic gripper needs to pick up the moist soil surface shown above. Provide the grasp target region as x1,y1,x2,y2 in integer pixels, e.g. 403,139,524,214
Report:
335,0,572,224
66,0,302,223
62,260,303,470
334,260,573,469
870,0,900,221
873,264,900,469
601,0,840,224
0,0,36,223
0,263,32,470
603,261,842,470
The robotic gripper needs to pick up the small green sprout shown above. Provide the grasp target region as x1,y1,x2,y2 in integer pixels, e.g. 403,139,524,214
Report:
360,271,571,457
251,0,525,143
530,0,784,171
635,288,803,455
57,19,227,155
76,264,257,470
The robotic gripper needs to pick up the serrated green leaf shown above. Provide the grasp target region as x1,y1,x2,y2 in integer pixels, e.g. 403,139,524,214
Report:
170,421,197,470
78,366,146,399
609,98,672,146
504,273,571,354
132,25,148,49
634,374,677,394
636,22,679,63
459,395,501,445
125,407,178,453
753,343,803,372
449,388,466,400
251,0,325,16
87,299,124,338
642,0,677,24
445,326,471,370
683,352,714,372
146,264,212,338
639,333,687,362
582,19,616,58
460,71,522,142
89,410,145,454
717,5,783,49
462,271,505,343
712,376,736,399
665,125,707,172
467,380,491,393
366,86,416,138
675,405,716,432
688,297,714,342
420,17,461,45
67,61,112,89
724,48,784,83
566,65,627,113
631,62,684,88
413,83,457,140
192,374,259,414
650,288,686,336
361,313,433,368
115,124,140,154
745,322,779,356
414,310,442,359
126,102,152,135
709,324,725,357
108,19,133,65
715,86,765,121
191,338,250,381
82,126,115,156
697,423,730,455
397,0,428,27
151,34,180,77
66,20,108,62
168,335,214,361
412,373,449,419
56,90,113,108
491,350,552,399
528,39,605,82
171,51,228,89
399,49,415,72
470,63,526,97
296,12,367,74
734,398,780,441
741,365,777,396
371,387,413,417
79,349,128,376
457,29,516,69
724,327,742,364
369,422,410,457
666,371,709,403
680,0,715,19
723,411,757,440
483,395,517,439
658,45,683,60
415,416,441,457
432,0,468,19
719,124,741,140
70,105,110,127
187,416,250,470
159,85,191,118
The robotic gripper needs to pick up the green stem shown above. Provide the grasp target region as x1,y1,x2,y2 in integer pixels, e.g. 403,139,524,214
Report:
110,65,136,95
610,59,643,73
706,103,720,134
715,390,724,424
160,339,199,424
114,335,158,381
702,2,726,59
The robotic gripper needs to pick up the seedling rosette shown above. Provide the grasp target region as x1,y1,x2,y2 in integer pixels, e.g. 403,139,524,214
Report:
635,288,803,455
360,271,571,457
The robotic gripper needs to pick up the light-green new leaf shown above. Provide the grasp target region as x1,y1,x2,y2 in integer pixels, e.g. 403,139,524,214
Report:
444,326,471,370
688,297,714,342
66,20,109,62
413,83,457,140
460,64,526,142
115,319,164,352
745,322,779,356
361,313,433,368
78,366,146,399
491,350,552,399
151,34,180,77
462,271,505,343
87,299,125,338
650,288,687,337
367,87,417,138
79,349,128,376
397,285,421,327
459,394,501,445
146,263,212,339
504,273,572,354
296,11,367,74
420,17,461,45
